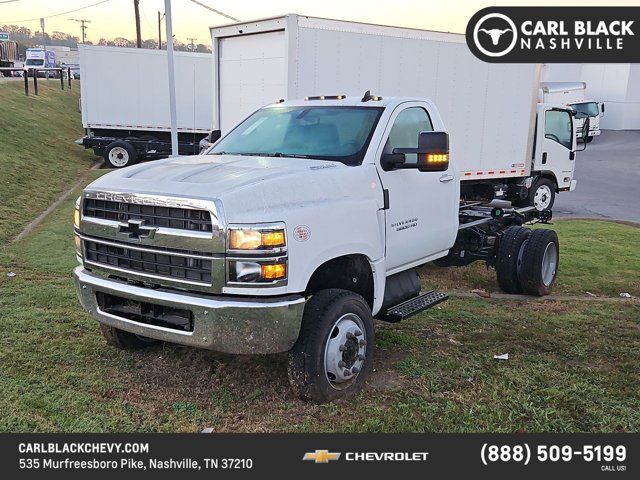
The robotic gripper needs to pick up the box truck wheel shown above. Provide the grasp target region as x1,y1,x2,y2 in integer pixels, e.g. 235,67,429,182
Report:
99,325,158,349
496,226,532,294
519,229,559,296
104,141,138,168
288,289,374,403
586,136,594,143
518,178,556,211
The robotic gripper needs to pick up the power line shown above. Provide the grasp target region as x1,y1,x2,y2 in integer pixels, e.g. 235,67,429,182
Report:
5,0,112,24
188,0,239,22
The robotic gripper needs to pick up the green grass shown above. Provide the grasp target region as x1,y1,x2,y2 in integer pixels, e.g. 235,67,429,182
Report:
420,220,640,297
0,80,95,243
0,194,638,432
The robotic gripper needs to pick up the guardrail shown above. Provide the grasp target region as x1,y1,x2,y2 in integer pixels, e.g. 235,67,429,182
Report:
0,67,77,96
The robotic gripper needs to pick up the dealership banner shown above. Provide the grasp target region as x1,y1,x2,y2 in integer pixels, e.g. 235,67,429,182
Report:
1,434,636,478
466,7,640,62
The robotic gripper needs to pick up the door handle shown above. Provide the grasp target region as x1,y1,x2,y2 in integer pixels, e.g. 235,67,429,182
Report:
439,174,454,183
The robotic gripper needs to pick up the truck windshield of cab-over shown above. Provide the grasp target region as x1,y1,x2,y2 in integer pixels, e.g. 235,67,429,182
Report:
25,59,44,66
209,106,384,165
570,101,599,118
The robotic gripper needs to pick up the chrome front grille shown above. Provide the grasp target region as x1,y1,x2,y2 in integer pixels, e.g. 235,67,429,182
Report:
83,237,214,286
84,198,213,232
79,191,225,292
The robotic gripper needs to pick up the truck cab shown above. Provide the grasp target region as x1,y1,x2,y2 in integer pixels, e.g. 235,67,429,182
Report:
73,95,561,402
569,100,604,143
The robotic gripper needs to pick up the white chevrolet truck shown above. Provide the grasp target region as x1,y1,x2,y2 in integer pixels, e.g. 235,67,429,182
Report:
74,94,583,402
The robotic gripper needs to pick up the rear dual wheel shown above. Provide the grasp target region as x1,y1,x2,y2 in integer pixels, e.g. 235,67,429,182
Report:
496,226,559,296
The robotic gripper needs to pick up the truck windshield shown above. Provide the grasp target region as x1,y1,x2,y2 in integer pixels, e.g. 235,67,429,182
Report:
570,102,599,118
209,106,384,165
25,59,44,66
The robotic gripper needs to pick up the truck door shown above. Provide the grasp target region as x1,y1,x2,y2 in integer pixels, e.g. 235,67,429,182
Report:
375,104,459,273
534,106,575,190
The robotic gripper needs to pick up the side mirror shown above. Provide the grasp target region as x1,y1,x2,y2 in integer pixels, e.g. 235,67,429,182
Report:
209,129,221,143
416,131,449,172
385,131,450,172
576,117,590,151
381,152,406,171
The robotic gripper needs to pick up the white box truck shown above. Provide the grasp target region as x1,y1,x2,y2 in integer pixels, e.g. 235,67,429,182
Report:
77,45,215,168
209,15,586,210
540,81,604,142
72,16,588,403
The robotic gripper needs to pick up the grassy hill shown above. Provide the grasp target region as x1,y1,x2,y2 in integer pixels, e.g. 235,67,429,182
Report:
0,80,95,243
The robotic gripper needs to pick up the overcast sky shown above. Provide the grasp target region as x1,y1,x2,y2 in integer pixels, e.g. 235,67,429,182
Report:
2,0,638,45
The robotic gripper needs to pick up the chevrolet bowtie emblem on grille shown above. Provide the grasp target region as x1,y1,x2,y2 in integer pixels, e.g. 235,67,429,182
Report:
302,450,341,464
118,219,157,240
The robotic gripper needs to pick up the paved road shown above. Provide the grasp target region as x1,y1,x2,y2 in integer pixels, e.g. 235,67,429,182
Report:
554,130,640,223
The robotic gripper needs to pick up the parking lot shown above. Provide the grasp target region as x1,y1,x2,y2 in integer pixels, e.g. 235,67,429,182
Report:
554,130,640,224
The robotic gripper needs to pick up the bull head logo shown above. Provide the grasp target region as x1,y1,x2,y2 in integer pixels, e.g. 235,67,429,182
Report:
471,13,518,58
479,28,512,45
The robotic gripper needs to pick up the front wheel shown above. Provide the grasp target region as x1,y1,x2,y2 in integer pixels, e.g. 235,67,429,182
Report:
288,289,374,403
100,325,158,349
586,135,594,143
516,178,556,211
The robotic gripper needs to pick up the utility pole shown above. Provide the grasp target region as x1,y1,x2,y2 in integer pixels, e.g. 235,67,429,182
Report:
69,19,90,44
164,0,178,156
157,11,164,49
187,37,196,52
133,0,142,48
40,18,46,49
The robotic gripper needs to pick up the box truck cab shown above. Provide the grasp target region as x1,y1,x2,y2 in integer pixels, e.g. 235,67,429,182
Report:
539,82,603,142
25,48,56,75
73,93,579,403
568,100,604,143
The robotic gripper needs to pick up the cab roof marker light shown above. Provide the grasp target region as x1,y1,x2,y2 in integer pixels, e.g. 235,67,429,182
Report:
304,95,347,101
361,90,382,102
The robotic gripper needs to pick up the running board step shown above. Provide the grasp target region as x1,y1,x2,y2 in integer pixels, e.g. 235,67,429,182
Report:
377,290,449,323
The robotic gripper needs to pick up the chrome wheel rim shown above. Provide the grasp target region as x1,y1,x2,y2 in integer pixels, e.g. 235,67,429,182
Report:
108,147,129,167
533,185,552,211
541,242,558,286
324,313,366,390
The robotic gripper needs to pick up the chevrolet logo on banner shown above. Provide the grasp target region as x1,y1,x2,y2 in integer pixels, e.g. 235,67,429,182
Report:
302,450,341,463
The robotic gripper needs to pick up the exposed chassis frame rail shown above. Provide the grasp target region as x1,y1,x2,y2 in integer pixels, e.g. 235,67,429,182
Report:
81,136,202,159
438,203,552,267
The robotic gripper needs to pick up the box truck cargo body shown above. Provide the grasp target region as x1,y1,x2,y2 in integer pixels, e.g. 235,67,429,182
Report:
0,40,18,74
210,15,581,209
77,45,214,167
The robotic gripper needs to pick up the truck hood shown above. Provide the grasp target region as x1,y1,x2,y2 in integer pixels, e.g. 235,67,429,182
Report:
85,154,368,223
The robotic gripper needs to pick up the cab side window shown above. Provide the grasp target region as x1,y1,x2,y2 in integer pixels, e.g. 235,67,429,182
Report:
385,107,433,165
544,110,572,150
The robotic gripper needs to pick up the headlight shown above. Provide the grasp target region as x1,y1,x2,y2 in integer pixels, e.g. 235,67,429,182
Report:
228,226,286,250
229,261,287,283
227,223,287,285
73,196,81,229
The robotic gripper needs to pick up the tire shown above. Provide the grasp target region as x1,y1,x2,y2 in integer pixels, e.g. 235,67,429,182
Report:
287,289,374,403
103,141,138,168
100,324,158,349
496,226,531,294
519,229,559,296
515,178,556,211
586,136,594,143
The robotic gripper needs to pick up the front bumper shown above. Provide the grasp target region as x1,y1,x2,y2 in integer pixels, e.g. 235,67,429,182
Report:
73,266,306,354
